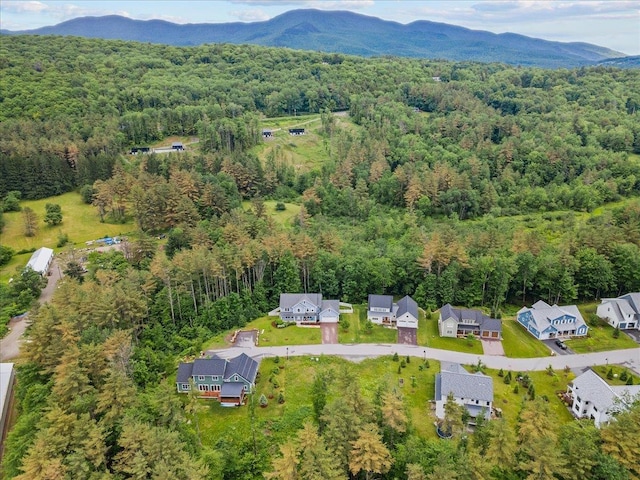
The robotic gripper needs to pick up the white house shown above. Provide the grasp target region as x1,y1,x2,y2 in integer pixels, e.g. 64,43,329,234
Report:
597,293,640,330
435,362,493,422
277,293,340,324
517,300,588,340
26,247,54,276
396,295,418,329
367,294,418,329
568,369,640,427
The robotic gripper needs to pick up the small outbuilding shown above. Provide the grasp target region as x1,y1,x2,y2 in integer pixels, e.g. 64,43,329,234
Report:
172,142,184,151
288,128,305,135
262,129,273,139
26,247,54,276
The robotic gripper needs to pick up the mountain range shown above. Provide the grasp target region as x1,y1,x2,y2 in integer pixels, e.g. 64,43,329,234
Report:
1,9,632,69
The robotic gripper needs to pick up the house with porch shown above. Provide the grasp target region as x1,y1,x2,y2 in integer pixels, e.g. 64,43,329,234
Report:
438,304,502,339
517,300,588,340
435,362,493,423
277,293,340,324
567,369,640,427
176,353,258,406
367,294,418,329
597,293,640,330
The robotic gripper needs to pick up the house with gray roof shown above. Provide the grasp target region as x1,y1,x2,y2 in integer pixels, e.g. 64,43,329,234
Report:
517,300,588,340
367,294,418,329
568,369,640,427
597,293,640,330
438,304,502,339
176,353,259,406
277,293,340,324
435,363,493,422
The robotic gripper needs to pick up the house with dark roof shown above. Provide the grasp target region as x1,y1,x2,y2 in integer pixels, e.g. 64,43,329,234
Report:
568,369,640,427
517,300,588,340
435,362,493,422
367,294,418,329
438,304,502,339
277,293,340,324
597,293,640,330
176,353,258,406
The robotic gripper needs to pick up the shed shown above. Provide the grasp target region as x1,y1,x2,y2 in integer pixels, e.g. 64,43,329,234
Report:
26,247,54,276
172,142,184,151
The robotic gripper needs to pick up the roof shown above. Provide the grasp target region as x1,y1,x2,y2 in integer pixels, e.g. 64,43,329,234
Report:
520,301,586,333
279,293,322,309
570,369,640,413
602,294,640,323
437,367,493,403
396,295,418,319
368,294,393,310
1,363,15,419
440,304,502,332
226,353,258,383
321,300,340,314
172,142,183,146
192,357,228,377
177,362,194,383
221,382,245,397
621,293,640,313
26,247,54,274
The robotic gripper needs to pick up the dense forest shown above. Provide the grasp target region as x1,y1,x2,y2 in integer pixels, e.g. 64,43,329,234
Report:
1,35,640,479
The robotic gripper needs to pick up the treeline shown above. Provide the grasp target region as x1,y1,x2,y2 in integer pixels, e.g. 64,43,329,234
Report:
1,35,639,206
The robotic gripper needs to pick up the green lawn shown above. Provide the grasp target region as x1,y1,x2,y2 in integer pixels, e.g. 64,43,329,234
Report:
421,310,483,354
194,355,441,446
0,191,134,281
501,318,551,358
337,305,398,344
563,304,639,353
590,364,639,386
487,366,575,426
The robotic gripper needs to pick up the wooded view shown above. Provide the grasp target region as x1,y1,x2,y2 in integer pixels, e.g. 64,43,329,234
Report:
0,35,639,480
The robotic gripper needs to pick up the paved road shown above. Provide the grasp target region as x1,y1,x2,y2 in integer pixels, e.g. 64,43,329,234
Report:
208,343,640,374
0,258,62,361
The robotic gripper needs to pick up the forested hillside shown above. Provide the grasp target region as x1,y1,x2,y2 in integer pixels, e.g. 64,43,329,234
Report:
1,36,640,480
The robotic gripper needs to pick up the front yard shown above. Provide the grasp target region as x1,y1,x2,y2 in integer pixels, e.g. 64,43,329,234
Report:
500,318,551,358
564,315,638,353
337,305,398,344
419,311,484,354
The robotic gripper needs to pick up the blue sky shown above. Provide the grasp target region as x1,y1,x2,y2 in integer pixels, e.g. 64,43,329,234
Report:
1,1,639,55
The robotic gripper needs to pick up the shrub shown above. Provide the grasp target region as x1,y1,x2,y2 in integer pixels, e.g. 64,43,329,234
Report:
272,379,279,389
340,317,350,331
274,355,280,364
275,202,286,211
528,384,535,400
392,352,399,362
613,327,620,339
278,392,285,404
513,384,519,394
498,368,504,377
56,233,69,248
406,356,410,364
397,364,402,374
504,371,512,385
364,319,373,333
259,394,268,407
607,368,614,380
626,376,634,385
400,360,406,368
425,359,430,369
620,370,628,382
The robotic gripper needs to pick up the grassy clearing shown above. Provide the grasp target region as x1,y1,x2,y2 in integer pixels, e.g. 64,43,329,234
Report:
486,366,575,426
242,200,302,229
337,305,398,344
501,318,551,358
195,355,440,446
422,311,483,354
591,364,639,386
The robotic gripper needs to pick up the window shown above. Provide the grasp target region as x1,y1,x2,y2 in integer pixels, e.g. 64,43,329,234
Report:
577,396,581,403
593,406,598,412
213,376,218,381
234,375,239,381
181,384,190,390
213,385,220,391
243,385,248,391
198,384,210,392
475,400,479,404
198,375,205,381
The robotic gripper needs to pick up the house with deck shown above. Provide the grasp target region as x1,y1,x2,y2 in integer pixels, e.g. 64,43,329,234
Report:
597,293,640,330
567,369,640,427
438,304,502,339
176,353,258,406
517,300,588,340
435,362,493,423
278,293,340,324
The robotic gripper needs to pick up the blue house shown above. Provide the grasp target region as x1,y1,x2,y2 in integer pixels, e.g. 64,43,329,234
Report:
517,300,588,340
176,353,258,406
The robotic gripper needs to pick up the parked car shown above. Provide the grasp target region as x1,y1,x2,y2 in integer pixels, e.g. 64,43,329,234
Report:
555,339,568,350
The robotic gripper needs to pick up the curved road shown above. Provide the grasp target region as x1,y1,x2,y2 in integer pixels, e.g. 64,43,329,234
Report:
208,343,640,373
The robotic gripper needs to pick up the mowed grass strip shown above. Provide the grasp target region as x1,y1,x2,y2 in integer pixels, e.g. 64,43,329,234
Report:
565,305,638,353
337,305,398,344
501,318,551,358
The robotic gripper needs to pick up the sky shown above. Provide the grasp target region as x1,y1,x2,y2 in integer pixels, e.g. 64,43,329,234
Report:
1,0,639,55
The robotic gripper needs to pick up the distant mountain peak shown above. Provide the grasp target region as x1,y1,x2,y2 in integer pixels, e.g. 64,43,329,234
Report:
1,9,627,68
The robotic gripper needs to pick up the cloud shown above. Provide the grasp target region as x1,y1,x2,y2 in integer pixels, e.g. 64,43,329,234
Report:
229,0,373,9
1,1,49,13
230,8,271,22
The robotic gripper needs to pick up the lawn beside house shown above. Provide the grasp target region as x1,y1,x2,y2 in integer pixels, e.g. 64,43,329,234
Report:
421,310,483,354
590,364,639,386
337,305,398,344
501,318,551,358
564,306,638,353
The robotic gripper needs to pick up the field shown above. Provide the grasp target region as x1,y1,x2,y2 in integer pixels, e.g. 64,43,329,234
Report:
501,318,551,358
242,200,302,229
191,356,576,449
0,192,134,281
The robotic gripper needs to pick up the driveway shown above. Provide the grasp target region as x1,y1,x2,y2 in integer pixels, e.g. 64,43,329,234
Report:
234,330,257,347
321,323,338,344
481,339,505,356
543,339,575,356
624,330,640,344
397,327,417,345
